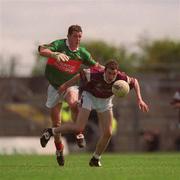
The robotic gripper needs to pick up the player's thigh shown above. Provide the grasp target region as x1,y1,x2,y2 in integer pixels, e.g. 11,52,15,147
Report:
97,110,113,133
46,84,63,108
76,107,90,130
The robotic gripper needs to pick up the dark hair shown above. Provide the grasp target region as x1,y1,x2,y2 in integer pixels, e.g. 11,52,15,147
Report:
105,60,119,71
68,25,82,35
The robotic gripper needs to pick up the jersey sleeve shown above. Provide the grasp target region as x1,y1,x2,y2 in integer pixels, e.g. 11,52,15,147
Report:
80,47,96,67
80,68,91,82
117,71,135,89
79,68,91,94
39,39,63,52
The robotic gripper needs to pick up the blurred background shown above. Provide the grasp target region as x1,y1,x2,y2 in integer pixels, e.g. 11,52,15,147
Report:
0,0,180,154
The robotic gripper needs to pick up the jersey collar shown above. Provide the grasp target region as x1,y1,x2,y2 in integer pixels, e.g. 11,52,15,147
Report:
66,39,79,52
103,73,117,84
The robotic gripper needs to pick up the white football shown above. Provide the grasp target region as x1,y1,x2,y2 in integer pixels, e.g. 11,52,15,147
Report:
112,80,130,97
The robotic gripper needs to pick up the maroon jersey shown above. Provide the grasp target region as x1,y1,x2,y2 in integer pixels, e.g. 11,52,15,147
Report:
80,67,135,98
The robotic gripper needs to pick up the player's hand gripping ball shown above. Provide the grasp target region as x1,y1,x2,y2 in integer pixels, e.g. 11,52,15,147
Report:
112,80,130,97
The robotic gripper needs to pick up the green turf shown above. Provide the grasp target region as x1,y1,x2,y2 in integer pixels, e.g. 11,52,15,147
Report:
0,153,180,180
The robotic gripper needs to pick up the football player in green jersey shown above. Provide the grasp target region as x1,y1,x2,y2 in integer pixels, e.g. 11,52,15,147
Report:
38,25,102,166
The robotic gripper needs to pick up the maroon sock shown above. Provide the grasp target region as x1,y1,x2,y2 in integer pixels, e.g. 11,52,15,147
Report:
54,142,64,151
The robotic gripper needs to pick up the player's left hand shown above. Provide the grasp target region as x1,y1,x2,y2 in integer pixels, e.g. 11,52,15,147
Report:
138,100,149,112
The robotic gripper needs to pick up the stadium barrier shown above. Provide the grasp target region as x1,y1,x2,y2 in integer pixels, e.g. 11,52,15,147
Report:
0,137,69,155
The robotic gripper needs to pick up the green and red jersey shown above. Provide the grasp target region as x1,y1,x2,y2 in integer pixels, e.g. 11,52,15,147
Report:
41,39,96,89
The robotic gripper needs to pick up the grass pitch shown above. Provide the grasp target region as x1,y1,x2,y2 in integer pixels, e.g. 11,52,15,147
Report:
0,153,180,180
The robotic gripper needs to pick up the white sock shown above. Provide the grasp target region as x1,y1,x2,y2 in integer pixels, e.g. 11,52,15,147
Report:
52,128,56,135
93,153,101,160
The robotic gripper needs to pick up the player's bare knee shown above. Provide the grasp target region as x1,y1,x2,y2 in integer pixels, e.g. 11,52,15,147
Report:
65,91,78,108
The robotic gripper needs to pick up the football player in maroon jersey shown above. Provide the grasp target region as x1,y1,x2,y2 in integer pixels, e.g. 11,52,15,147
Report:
40,60,149,167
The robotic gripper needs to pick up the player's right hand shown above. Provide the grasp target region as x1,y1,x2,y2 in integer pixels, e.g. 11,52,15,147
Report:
51,52,69,62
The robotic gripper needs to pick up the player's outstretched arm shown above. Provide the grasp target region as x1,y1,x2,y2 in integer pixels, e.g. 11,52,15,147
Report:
38,46,69,62
94,62,105,69
133,78,149,112
58,74,80,93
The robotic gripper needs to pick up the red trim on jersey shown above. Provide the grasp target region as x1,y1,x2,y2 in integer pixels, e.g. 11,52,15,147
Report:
47,58,82,74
